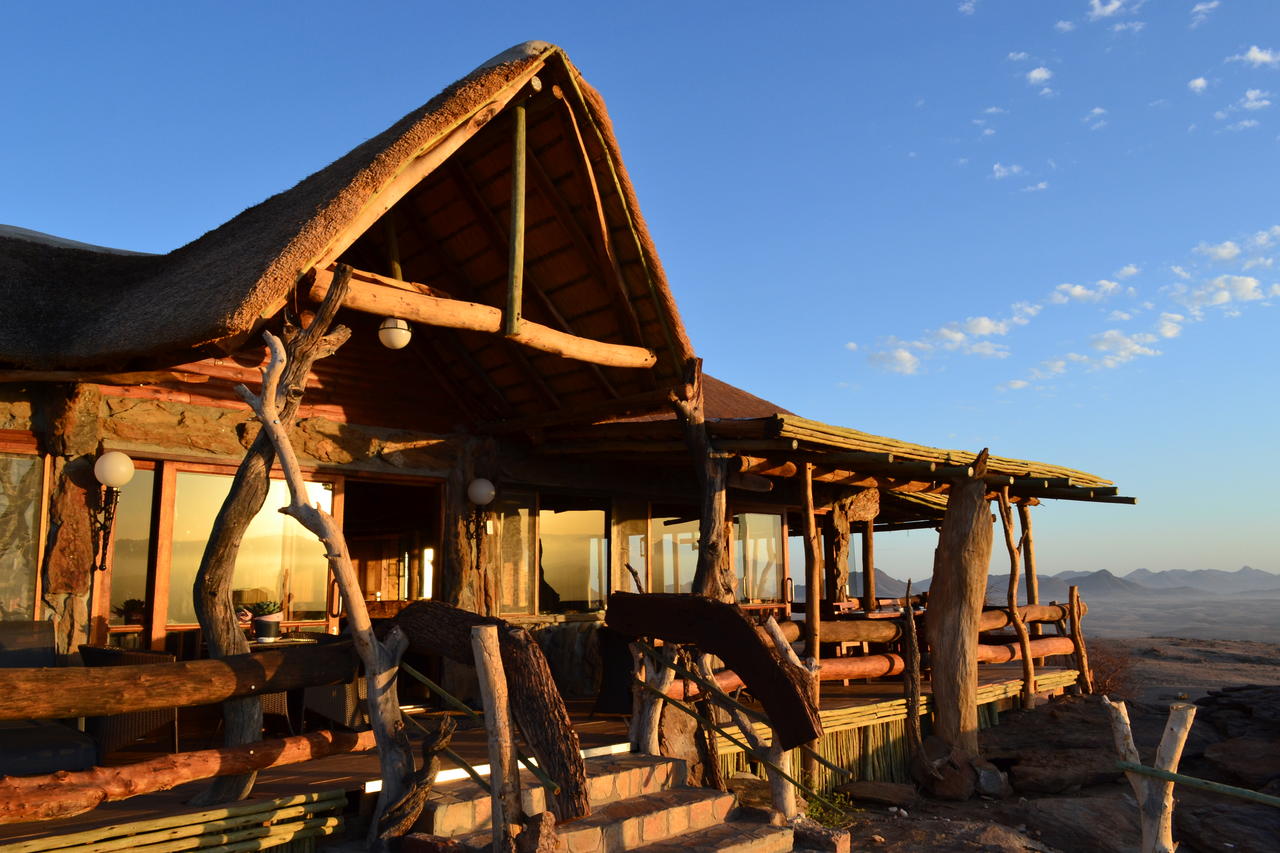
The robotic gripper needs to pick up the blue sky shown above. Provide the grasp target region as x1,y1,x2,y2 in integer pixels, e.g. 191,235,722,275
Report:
3,1,1276,577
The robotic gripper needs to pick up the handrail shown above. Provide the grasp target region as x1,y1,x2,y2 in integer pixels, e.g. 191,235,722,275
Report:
398,661,561,795
636,680,844,814
1117,762,1280,809
634,641,851,781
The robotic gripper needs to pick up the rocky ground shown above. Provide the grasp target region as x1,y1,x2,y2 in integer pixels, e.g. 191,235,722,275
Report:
768,636,1280,852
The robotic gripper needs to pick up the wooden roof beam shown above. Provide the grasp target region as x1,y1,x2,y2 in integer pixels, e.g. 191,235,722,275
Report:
445,160,623,397
311,267,657,370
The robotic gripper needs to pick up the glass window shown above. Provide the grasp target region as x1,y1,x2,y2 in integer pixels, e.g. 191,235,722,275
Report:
0,453,42,621
168,472,332,624
650,511,698,595
109,469,154,626
734,512,784,603
538,497,608,614
495,493,536,615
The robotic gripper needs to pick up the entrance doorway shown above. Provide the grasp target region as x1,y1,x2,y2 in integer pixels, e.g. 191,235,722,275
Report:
341,480,442,605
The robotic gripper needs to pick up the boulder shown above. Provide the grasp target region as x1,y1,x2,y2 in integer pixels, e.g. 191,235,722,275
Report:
832,780,917,809
1203,738,1280,788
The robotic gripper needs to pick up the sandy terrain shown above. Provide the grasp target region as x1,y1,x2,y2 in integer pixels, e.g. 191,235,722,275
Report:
1091,635,1280,703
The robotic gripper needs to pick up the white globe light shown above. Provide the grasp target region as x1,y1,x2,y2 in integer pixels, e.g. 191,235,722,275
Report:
378,317,412,349
94,451,136,488
467,478,496,506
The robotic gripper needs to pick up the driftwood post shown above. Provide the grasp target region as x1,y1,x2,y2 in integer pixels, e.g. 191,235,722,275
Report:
1102,697,1197,853
996,490,1036,710
900,580,924,762
1068,585,1094,693
237,332,416,850
1016,504,1040,638
630,642,676,754
472,625,521,853
191,267,352,804
860,520,876,612
800,463,822,785
927,449,994,754
823,494,852,603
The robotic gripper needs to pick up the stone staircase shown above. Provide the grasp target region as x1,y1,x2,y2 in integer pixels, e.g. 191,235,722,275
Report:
405,754,794,853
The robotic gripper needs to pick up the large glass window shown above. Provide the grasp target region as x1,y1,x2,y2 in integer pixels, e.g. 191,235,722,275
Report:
0,453,42,621
168,473,332,624
734,512,784,603
109,469,154,626
538,497,608,614
650,510,698,595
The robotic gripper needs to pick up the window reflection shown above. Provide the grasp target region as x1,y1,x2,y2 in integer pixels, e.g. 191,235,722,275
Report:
734,512,784,602
496,494,535,615
168,473,331,624
0,453,42,621
650,512,698,595
538,498,608,614
109,469,153,626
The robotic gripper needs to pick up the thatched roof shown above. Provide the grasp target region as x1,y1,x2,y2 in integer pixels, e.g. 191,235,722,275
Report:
0,41,693,399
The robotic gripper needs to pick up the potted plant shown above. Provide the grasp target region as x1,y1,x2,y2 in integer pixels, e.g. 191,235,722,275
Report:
111,598,146,625
247,600,284,642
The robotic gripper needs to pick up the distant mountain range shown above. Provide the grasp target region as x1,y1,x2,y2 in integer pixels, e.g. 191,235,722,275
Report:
869,566,1280,602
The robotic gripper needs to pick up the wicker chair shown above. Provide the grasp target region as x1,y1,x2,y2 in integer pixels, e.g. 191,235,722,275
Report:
79,645,180,757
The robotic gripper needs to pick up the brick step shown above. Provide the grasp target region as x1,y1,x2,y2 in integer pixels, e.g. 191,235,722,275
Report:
630,822,795,853
449,788,736,853
417,754,688,838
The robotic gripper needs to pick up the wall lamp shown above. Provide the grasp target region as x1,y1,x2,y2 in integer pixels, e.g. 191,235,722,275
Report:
465,478,496,571
378,317,412,349
91,450,135,572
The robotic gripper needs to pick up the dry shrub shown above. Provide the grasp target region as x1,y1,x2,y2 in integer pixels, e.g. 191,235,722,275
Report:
1087,637,1135,699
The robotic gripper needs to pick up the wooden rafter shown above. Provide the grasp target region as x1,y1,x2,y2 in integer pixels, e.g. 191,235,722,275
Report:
310,267,656,370
444,160,623,397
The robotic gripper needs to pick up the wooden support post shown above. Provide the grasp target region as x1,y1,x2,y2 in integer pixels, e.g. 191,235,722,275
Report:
630,642,676,755
823,495,852,603
900,580,924,763
1017,504,1041,639
1069,585,1094,694
472,625,521,853
800,464,822,787
997,490,1036,710
926,449,994,755
861,520,876,612
1102,697,1197,853
504,102,527,338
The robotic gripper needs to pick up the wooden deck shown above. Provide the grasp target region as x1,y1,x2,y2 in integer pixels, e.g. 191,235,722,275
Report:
0,667,1076,846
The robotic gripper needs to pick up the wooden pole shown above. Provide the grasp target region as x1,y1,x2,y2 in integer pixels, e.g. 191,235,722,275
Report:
191,266,352,804
472,625,521,853
1068,585,1094,694
823,495,852,603
1017,503,1041,639
861,520,876,612
997,489,1036,710
800,463,822,787
504,102,527,338
0,730,374,824
926,449,994,755
236,332,415,850
630,642,676,755
1102,697,1197,853
900,580,924,763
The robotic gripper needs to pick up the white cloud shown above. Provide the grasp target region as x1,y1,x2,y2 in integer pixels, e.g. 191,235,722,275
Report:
871,348,920,374
984,106,1007,114
1084,107,1108,119
958,0,977,15
1218,274,1264,301
1108,310,1133,321
992,162,1024,179
1226,119,1260,131
999,379,1030,391
1113,21,1145,33
1228,46,1280,68
1116,263,1140,278
843,342,858,352
1050,279,1120,303
1090,329,1160,368
1021,181,1049,192
982,127,996,137
1271,284,1280,297
1196,240,1241,261
1088,0,1126,20
1190,2,1220,29
1008,51,1030,61
1039,87,1056,97
1055,20,1076,33
962,316,1010,336
1157,312,1184,338
967,340,1010,358
1242,89,1272,110
1243,256,1274,270
1011,302,1041,323
1188,77,1208,94
1027,66,1053,85
1030,359,1068,379
936,327,967,346
1249,225,1280,248
1171,265,1192,279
